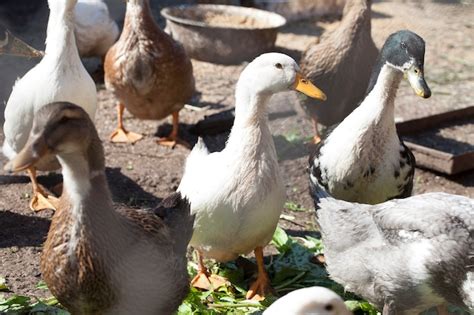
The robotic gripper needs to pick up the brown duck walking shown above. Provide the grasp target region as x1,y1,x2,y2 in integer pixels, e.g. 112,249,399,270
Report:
104,0,194,147
299,0,378,143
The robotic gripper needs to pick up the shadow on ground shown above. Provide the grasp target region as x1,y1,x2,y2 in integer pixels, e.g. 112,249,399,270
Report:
0,210,50,248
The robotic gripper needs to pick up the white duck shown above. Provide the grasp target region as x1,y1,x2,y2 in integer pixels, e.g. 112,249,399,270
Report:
264,286,352,315
2,0,97,212
178,53,326,300
74,0,119,59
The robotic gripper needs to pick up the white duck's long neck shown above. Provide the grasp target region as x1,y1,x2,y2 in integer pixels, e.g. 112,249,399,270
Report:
44,2,80,62
226,83,274,156
355,64,402,130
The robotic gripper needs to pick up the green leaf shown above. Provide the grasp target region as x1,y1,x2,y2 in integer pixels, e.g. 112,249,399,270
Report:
0,277,7,292
0,295,30,307
36,280,49,290
284,202,307,212
345,300,379,315
283,131,303,144
271,226,291,253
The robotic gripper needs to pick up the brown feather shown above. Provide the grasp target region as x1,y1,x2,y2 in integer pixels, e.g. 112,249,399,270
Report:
104,0,194,120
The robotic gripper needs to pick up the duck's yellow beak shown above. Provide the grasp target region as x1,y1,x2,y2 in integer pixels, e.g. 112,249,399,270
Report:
293,73,327,101
406,66,431,99
4,138,50,173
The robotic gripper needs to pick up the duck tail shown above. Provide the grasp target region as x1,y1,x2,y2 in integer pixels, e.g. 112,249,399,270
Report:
310,181,334,208
2,141,16,160
184,137,209,169
154,193,194,255
193,137,209,155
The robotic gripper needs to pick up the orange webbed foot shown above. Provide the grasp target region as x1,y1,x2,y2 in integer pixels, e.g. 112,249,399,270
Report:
245,271,274,301
156,136,190,149
191,270,228,290
110,127,143,144
29,190,59,212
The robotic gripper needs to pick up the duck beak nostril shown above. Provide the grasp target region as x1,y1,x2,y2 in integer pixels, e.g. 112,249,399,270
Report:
293,73,327,101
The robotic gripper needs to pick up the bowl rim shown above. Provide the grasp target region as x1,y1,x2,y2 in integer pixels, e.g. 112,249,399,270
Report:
160,4,287,30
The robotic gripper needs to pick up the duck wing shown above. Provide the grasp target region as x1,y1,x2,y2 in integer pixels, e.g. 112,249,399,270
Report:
390,140,416,200
120,193,193,251
153,193,193,256
371,193,474,247
308,124,338,205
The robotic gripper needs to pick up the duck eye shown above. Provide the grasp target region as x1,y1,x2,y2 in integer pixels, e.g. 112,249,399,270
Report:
325,304,334,311
274,63,283,69
401,42,407,49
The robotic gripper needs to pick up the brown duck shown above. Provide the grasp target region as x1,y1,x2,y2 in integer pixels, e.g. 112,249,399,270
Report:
5,102,194,315
104,0,194,147
299,0,378,143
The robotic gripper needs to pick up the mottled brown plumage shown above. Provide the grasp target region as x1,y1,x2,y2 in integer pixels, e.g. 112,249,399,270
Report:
104,0,194,145
299,0,378,139
7,102,193,315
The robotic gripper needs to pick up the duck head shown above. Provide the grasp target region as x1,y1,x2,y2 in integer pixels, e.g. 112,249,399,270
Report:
380,30,431,98
4,102,97,173
238,53,327,100
264,286,352,315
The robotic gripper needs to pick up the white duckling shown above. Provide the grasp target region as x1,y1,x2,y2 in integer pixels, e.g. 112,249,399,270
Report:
264,286,352,315
2,0,97,212
178,53,326,300
74,0,119,59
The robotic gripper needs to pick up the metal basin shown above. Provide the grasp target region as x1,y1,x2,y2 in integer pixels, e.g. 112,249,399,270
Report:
161,4,286,64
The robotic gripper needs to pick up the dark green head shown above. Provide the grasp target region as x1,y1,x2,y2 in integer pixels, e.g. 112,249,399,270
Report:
370,30,431,98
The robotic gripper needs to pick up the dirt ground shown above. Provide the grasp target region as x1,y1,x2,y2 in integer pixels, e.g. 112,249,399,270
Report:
1,0,473,300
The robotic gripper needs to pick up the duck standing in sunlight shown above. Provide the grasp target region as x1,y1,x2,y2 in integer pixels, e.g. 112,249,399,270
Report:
309,30,431,205
104,0,194,146
299,0,378,143
264,286,352,315
5,102,194,315
178,53,327,300
2,0,97,212
74,0,119,60
309,181,473,315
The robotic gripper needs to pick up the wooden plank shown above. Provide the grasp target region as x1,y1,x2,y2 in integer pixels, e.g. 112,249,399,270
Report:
396,106,474,135
397,106,474,175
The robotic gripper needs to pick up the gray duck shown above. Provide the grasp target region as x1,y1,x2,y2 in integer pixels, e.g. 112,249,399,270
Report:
310,183,473,315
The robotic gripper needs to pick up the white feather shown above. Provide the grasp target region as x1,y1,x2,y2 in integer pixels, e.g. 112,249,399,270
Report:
2,0,97,164
74,0,119,58
178,54,304,261
264,286,352,315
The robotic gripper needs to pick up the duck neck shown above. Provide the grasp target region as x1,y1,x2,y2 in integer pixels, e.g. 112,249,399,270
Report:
123,0,157,37
45,2,80,62
56,138,113,222
335,0,371,48
226,84,273,154
360,63,402,128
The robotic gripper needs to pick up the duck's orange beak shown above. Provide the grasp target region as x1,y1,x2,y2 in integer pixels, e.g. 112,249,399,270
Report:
293,73,327,101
